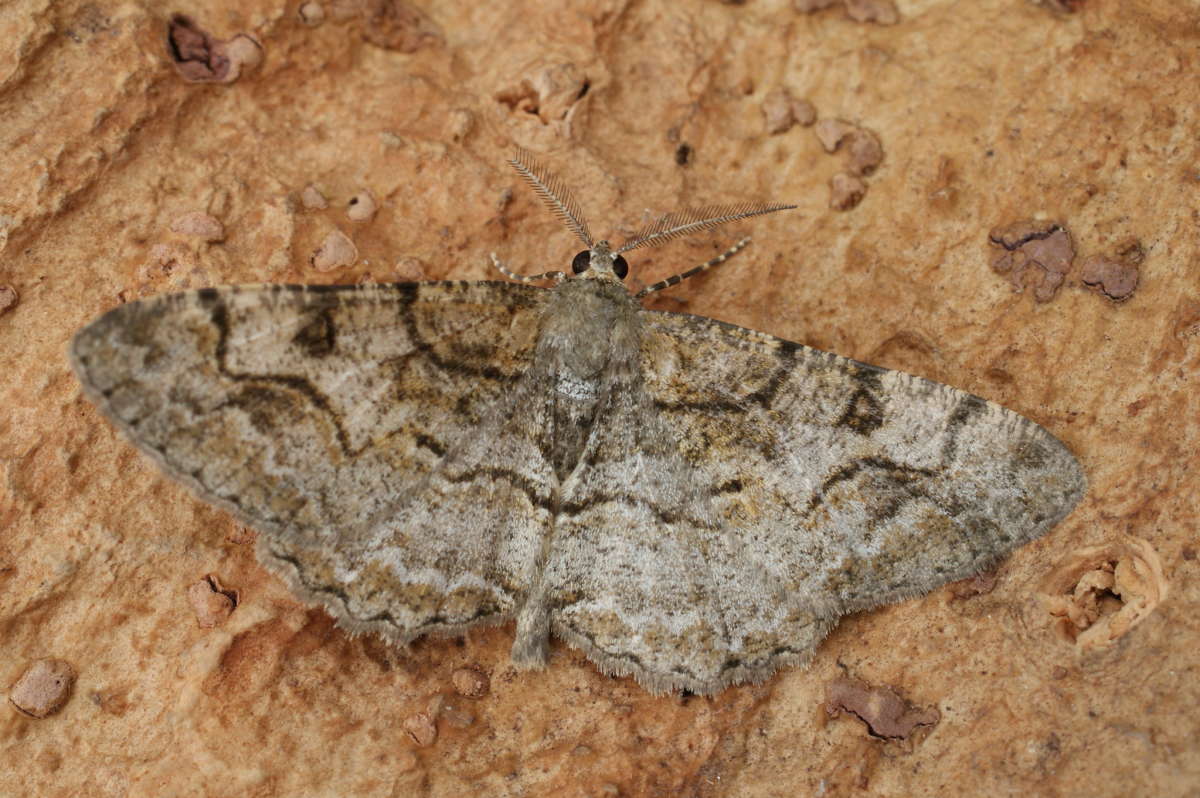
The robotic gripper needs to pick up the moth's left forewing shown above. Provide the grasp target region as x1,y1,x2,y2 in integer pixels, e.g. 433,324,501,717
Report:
639,308,1086,615
70,281,555,643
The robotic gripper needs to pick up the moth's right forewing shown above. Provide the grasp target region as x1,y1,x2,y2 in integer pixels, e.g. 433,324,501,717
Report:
638,308,1086,617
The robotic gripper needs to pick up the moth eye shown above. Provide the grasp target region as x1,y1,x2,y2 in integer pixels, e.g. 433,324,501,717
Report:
571,251,591,274
612,255,629,280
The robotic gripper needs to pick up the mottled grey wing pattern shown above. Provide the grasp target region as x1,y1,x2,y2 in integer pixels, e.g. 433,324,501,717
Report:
542,357,838,694
70,282,554,639
535,308,1085,693
72,275,1086,696
562,308,1084,691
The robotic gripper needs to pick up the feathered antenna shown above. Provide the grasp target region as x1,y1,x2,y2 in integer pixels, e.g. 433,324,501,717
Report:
508,148,594,248
617,202,795,254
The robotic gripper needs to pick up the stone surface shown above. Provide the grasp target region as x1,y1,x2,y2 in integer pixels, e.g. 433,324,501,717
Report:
1,1,1196,795
8,659,76,718
762,88,816,134
170,212,225,242
829,171,868,210
452,667,490,699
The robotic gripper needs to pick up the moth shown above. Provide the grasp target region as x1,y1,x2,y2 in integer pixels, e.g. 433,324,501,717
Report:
71,152,1086,694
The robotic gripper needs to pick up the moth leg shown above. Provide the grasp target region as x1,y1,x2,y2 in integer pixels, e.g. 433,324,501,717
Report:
489,253,566,284
634,236,752,298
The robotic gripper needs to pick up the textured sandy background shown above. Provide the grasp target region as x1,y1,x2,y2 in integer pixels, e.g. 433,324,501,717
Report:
1,1,1197,795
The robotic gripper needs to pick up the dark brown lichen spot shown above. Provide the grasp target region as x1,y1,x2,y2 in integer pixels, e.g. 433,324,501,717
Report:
825,676,940,739
1080,253,1140,302
361,0,443,52
987,220,1075,302
167,15,223,79
166,14,261,84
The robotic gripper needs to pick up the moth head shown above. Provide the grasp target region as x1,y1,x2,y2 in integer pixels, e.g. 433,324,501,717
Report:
507,148,794,293
571,240,630,282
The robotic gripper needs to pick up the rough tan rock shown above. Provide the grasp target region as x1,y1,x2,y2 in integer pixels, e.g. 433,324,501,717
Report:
345,189,378,222
311,229,359,271
762,88,816,135
170,211,226,242
2,1,1197,796
9,659,76,718
452,666,490,699
829,171,868,210
187,574,240,629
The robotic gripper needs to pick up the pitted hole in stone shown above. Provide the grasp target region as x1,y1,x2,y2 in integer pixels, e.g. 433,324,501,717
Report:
1041,537,1167,651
